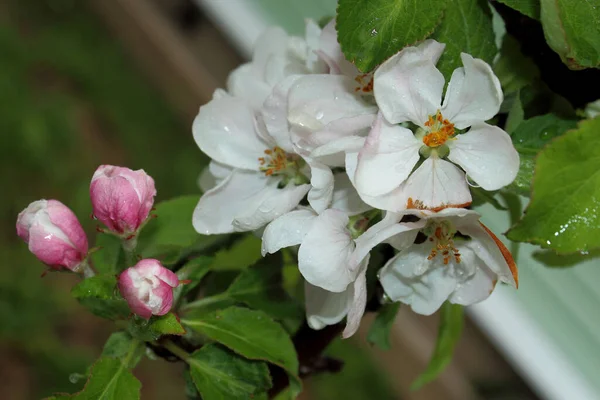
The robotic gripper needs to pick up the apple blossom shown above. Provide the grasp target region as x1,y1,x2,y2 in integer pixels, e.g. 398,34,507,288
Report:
354,208,518,315
192,90,310,234
118,259,180,319
354,41,519,212
16,199,88,271
90,165,156,236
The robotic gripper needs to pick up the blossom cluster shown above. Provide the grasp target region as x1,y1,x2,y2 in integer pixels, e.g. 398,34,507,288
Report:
16,165,179,319
192,21,519,337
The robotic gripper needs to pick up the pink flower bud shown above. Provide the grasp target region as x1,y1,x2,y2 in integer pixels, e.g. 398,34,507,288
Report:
90,165,156,235
118,259,179,319
16,199,89,271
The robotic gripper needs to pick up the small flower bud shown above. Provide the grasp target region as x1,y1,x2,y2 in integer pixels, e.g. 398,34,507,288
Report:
118,259,179,319
90,165,156,235
16,199,89,271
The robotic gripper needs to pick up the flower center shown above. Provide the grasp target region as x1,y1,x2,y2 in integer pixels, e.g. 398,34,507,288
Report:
354,73,374,94
423,220,461,265
422,110,455,148
258,146,303,178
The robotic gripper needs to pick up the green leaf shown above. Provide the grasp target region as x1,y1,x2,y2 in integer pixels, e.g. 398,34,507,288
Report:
432,0,496,81
471,187,507,210
507,117,600,253
102,332,145,368
128,313,186,341
174,256,214,299
182,306,301,397
212,234,262,270
189,344,272,400
137,195,200,258
90,234,125,275
540,0,600,69
505,90,524,134
226,257,303,321
494,35,540,95
506,114,577,196
367,303,400,350
411,303,463,390
496,0,540,20
73,357,141,400
71,275,130,320
336,0,446,72
533,249,600,268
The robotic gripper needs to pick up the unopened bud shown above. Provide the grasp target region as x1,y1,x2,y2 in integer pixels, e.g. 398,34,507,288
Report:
90,165,156,235
118,259,179,319
16,200,89,271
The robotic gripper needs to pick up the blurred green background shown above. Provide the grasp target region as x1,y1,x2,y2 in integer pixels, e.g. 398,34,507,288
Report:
0,1,394,398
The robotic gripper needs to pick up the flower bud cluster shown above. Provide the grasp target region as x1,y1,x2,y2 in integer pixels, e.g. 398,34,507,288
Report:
16,166,173,319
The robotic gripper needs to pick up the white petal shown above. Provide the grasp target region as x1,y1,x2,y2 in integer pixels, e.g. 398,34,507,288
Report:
355,114,422,196
233,183,311,232
197,161,233,193
331,172,371,216
441,53,503,129
192,93,269,170
448,123,519,190
449,247,497,306
379,243,458,315
458,223,518,287
304,20,327,73
373,46,444,126
352,215,423,268
261,209,317,256
343,258,369,338
318,20,359,78
399,155,472,210
305,281,352,330
261,75,301,153
226,64,271,109
253,27,289,76
298,209,355,292
417,39,446,64
288,74,377,134
309,135,368,167
346,151,404,212
193,170,270,234
306,158,335,213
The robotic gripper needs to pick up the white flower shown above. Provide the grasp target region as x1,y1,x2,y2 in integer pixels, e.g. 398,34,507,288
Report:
258,20,377,213
192,90,310,234
285,21,378,155
357,208,518,315
228,21,326,111
353,40,519,212
261,207,371,338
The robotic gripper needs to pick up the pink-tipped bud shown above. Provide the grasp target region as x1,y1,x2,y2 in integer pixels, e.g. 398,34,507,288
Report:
16,199,89,271
118,259,179,319
90,165,156,235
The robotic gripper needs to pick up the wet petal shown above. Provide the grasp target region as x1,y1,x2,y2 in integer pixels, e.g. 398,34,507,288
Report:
374,45,445,126
305,281,352,330
448,123,519,191
399,155,472,211
355,114,422,196
192,92,270,170
298,209,355,292
261,209,317,255
441,53,503,129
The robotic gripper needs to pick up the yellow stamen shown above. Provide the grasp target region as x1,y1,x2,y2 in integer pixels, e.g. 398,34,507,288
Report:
258,146,298,177
422,110,455,148
426,223,461,265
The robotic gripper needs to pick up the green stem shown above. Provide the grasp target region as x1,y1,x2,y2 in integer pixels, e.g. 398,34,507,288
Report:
162,340,190,361
122,236,138,267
